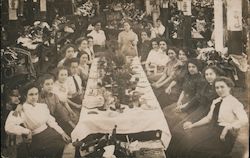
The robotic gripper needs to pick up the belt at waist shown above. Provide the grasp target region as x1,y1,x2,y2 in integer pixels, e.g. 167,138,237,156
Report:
32,124,48,135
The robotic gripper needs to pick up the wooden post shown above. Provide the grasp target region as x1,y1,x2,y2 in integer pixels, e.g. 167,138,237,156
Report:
214,0,224,52
8,0,18,20
182,0,192,47
226,0,243,55
40,0,47,19
145,0,151,15
160,0,170,40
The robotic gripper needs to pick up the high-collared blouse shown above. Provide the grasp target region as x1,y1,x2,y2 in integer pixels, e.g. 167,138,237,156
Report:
5,102,64,136
206,95,248,128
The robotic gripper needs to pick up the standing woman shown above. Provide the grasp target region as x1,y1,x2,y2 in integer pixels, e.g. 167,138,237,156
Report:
118,21,139,57
5,83,71,158
166,77,248,158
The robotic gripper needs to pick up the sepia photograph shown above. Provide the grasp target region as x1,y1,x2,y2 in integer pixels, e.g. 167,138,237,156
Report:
1,0,249,158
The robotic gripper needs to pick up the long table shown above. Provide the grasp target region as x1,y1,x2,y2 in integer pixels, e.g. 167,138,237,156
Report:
71,57,171,150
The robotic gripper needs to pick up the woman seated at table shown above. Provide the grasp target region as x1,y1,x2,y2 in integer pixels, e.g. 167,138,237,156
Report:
65,58,84,116
57,44,77,68
172,66,224,133
167,65,224,131
151,47,182,91
138,30,151,63
5,82,71,158
38,74,78,131
166,77,249,158
163,59,205,128
2,88,22,152
118,21,139,57
75,37,93,64
53,66,81,117
77,52,90,84
156,48,189,106
145,39,170,81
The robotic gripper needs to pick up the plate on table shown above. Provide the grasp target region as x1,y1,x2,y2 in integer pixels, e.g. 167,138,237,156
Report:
141,104,156,110
107,111,119,117
82,96,104,109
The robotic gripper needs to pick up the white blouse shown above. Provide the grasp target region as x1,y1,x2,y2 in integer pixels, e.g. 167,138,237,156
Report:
87,30,106,46
67,75,83,98
146,49,170,66
53,81,69,103
206,95,248,129
5,102,64,136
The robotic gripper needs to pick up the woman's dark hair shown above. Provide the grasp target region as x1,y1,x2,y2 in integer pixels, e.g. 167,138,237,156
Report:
55,67,68,80
187,58,203,72
61,44,76,53
60,44,76,59
20,81,39,100
167,47,179,56
202,65,225,77
87,36,94,40
123,20,132,26
77,51,89,59
92,21,101,26
64,58,79,68
179,47,191,58
38,74,55,86
150,38,159,44
5,88,20,103
75,37,87,46
213,76,235,88
158,38,167,45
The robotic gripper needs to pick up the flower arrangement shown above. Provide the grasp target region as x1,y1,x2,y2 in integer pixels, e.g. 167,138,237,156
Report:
192,0,214,8
98,50,133,104
105,2,146,29
75,0,95,18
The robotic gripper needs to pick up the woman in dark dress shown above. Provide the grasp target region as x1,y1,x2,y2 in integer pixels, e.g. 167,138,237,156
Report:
166,77,248,158
172,66,224,132
138,30,151,62
162,58,205,128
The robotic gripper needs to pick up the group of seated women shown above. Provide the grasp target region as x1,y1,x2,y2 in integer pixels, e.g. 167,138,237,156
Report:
2,20,248,158
143,39,248,158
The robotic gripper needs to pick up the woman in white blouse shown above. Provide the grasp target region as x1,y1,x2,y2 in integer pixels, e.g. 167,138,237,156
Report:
5,83,71,157
166,76,248,158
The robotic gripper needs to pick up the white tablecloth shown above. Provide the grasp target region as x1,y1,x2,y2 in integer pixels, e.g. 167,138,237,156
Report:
71,57,171,149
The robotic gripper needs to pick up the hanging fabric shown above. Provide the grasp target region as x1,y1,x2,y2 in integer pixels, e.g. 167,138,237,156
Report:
40,0,47,12
8,0,18,20
18,0,24,16
9,0,19,9
9,8,18,20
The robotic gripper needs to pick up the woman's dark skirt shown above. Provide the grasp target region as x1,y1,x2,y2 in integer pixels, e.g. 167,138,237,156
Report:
171,104,212,136
29,127,65,158
156,85,182,108
166,123,237,158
